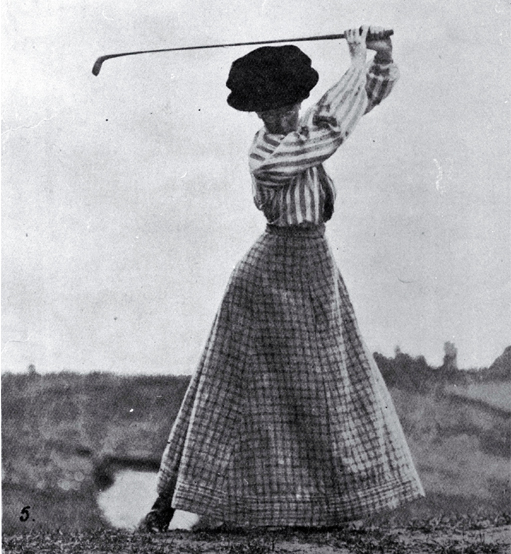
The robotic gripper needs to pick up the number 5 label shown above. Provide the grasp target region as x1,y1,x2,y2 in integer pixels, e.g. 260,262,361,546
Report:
20,506,31,522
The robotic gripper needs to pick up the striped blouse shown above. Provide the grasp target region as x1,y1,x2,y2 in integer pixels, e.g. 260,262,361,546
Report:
248,59,400,226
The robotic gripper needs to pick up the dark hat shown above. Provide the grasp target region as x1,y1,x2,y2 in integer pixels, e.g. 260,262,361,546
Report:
226,45,319,112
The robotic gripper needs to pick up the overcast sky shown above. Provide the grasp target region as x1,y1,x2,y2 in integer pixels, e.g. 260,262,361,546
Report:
2,0,510,374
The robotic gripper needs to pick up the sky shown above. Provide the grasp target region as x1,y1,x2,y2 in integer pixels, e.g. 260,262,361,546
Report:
2,0,510,374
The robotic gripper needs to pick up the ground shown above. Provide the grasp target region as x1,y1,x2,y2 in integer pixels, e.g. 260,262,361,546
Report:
3,519,511,554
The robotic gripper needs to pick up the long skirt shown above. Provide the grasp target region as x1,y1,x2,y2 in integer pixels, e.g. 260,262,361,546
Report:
156,224,424,527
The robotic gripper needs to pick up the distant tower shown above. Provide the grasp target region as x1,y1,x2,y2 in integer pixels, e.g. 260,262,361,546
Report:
442,342,458,372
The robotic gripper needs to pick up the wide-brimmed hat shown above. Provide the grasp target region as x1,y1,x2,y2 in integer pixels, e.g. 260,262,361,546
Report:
226,45,319,112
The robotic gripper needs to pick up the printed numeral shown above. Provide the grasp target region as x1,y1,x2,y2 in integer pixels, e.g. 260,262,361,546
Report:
20,506,31,522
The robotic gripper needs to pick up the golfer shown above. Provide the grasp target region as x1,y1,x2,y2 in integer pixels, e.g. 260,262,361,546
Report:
144,25,424,531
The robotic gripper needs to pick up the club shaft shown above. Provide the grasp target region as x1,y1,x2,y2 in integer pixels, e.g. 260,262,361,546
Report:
92,29,393,76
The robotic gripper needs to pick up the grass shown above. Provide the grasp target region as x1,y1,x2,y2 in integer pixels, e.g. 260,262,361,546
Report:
3,515,510,553
445,381,511,413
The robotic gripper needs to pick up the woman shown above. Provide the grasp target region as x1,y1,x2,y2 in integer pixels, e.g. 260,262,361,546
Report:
144,25,424,531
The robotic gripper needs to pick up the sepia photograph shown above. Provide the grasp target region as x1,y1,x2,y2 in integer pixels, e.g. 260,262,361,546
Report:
2,0,510,552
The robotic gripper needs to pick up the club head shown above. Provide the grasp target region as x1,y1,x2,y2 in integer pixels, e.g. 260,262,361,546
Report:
92,57,104,76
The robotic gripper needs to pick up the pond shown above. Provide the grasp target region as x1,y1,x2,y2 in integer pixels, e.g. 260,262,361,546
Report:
97,469,199,530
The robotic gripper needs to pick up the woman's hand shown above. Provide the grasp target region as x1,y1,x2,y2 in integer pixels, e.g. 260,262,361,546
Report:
366,25,393,58
345,26,369,68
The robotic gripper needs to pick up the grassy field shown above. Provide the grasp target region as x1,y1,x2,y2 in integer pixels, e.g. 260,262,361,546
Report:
2,357,510,551
2,372,190,534
3,517,511,553
445,381,511,413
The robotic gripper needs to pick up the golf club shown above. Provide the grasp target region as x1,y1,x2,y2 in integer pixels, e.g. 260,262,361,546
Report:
92,29,393,76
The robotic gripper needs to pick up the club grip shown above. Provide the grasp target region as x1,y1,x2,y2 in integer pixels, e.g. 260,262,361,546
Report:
362,28,394,40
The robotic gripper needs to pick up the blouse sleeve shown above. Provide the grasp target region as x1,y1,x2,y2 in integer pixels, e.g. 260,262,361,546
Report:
249,59,399,185
364,60,400,114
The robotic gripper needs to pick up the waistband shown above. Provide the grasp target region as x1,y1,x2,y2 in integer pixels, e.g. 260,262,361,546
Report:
265,223,325,238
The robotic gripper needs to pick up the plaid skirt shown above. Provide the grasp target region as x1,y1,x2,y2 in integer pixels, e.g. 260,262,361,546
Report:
157,224,424,526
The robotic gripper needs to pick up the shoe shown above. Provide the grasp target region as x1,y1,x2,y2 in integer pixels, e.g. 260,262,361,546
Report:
141,496,175,533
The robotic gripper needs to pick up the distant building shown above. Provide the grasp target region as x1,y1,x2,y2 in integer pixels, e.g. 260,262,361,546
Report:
442,341,458,372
